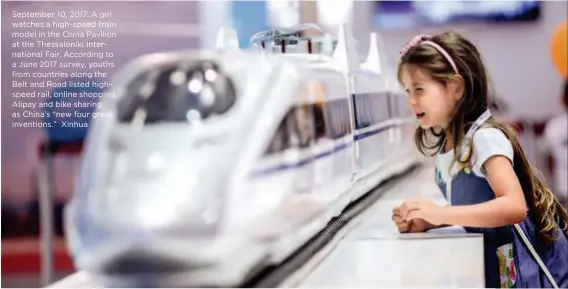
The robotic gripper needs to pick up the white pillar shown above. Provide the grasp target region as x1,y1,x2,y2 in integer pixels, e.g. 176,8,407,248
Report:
198,1,231,50
351,0,372,57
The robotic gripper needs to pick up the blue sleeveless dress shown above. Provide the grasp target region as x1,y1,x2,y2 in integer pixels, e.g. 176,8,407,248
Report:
434,149,568,288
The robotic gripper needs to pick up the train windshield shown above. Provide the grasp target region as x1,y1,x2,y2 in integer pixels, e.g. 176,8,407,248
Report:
116,60,238,125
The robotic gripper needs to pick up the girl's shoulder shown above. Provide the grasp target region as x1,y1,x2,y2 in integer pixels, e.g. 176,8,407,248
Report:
435,127,514,179
471,126,514,178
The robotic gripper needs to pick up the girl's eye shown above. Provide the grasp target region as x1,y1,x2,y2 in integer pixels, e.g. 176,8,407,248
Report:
416,88,424,92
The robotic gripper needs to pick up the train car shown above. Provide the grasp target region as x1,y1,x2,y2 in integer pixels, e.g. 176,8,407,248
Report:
63,24,421,287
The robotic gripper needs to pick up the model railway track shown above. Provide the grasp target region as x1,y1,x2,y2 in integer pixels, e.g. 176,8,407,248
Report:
240,164,420,288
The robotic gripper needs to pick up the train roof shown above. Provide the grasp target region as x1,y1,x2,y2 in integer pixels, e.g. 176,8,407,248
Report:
216,24,393,78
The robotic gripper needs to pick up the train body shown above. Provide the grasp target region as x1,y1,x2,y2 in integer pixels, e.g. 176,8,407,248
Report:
63,24,422,287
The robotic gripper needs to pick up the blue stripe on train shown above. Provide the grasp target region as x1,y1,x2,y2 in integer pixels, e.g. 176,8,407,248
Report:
353,123,392,141
251,122,402,178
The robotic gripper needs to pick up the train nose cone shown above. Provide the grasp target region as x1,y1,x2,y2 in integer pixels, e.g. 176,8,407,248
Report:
90,153,222,233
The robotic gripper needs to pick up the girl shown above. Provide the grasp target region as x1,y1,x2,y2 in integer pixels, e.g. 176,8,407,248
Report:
390,33,568,288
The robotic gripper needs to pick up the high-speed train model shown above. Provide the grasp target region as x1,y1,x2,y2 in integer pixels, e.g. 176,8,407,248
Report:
63,24,422,287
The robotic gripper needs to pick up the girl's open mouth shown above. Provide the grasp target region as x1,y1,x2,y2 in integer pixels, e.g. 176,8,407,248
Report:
416,112,426,119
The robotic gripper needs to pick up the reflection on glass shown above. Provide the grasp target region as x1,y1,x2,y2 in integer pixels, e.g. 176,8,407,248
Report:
292,105,315,148
117,61,237,125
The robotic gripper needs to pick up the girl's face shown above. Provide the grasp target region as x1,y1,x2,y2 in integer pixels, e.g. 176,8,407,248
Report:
400,64,460,129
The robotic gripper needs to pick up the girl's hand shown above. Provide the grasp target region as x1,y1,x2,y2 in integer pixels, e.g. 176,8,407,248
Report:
400,198,447,226
392,206,432,233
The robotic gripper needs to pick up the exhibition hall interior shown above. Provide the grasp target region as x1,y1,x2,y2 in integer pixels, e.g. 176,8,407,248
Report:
1,0,567,288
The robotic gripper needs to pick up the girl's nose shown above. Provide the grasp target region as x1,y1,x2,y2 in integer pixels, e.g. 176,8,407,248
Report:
407,95,417,108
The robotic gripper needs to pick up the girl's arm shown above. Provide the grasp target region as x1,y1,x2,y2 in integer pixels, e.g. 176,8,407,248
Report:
394,206,450,231
425,206,451,230
440,155,528,228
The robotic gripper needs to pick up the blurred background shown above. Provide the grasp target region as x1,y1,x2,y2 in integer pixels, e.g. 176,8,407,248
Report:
1,0,567,287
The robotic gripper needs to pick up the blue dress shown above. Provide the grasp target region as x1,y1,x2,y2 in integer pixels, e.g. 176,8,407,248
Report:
434,132,568,288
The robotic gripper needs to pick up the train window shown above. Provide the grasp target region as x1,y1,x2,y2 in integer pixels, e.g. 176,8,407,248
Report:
325,99,351,139
313,102,329,139
354,94,370,129
290,104,315,148
307,82,330,140
117,61,237,124
389,93,398,118
342,101,351,135
265,116,291,155
385,93,392,120
372,92,390,124
399,93,413,117
325,101,338,138
353,92,393,129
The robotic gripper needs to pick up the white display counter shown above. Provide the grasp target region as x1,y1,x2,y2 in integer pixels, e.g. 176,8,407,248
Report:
283,162,485,288
49,162,485,288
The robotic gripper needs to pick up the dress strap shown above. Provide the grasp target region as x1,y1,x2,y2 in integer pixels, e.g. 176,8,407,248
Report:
437,136,447,155
458,109,492,162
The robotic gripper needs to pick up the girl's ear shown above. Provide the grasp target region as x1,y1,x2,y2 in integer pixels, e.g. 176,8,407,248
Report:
448,74,465,101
